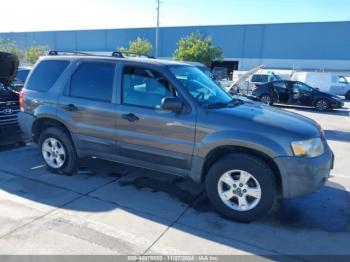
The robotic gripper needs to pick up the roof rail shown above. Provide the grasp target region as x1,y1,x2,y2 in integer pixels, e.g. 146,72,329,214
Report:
48,51,92,56
112,51,155,59
111,51,125,58
48,50,155,59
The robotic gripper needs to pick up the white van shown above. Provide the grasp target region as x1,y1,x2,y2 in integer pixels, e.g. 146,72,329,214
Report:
291,72,350,100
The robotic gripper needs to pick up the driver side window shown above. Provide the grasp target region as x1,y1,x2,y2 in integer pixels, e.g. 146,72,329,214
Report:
294,83,311,93
122,67,176,109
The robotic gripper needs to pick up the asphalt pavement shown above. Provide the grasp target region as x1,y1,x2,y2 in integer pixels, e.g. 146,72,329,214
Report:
0,102,349,260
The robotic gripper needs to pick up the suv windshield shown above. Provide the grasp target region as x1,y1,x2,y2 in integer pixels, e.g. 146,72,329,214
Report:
169,66,233,107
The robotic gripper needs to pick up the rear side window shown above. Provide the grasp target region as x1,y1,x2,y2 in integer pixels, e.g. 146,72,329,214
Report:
26,60,69,92
69,62,115,102
272,82,287,89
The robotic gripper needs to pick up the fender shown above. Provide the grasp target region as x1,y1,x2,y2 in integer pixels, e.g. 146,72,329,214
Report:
190,129,290,183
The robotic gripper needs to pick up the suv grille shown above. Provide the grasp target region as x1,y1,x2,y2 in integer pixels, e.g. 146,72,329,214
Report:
0,101,19,126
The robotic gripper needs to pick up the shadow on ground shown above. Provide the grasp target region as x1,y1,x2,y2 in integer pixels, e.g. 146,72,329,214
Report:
324,129,350,143
274,104,350,117
0,145,349,256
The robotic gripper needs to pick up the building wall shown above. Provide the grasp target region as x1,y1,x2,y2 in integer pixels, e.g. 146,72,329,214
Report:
1,21,349,70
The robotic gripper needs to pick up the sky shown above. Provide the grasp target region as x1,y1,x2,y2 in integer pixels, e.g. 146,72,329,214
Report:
0,0,349,32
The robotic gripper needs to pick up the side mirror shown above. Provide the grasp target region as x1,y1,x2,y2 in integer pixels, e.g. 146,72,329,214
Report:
161,97,183,113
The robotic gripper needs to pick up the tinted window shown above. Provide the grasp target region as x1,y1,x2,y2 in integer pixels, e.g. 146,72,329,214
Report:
273,82,287,89
251,74,269,83
294,83,312,92
26,60,69,91
69,62,114,102
122,67,175,109
15,69,30,82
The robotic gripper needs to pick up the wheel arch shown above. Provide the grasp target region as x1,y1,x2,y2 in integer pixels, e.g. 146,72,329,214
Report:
32,117,72,143
200,145,282,195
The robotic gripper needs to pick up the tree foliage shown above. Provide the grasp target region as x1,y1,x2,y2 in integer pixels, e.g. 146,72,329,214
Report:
24,45,48,64
0,38,22,58
117,37,153,56
173,32,223,67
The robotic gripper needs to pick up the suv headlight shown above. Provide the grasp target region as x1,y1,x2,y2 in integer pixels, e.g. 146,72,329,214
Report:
291,138,324,158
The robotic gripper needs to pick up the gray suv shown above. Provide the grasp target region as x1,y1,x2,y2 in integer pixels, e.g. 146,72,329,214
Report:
18,52,334,222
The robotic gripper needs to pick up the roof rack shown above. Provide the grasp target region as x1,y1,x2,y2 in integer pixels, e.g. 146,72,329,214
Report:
112,51,155,59
48,50,155,59
48,51,93,56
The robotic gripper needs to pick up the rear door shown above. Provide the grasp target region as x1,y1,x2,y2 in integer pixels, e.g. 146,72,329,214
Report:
57,60,117,156
114,65,196,175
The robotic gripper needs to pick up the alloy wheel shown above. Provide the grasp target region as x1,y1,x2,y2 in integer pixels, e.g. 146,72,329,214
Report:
316,100,328,111
42,138,66,169
260,95,271,105
217,169,262,212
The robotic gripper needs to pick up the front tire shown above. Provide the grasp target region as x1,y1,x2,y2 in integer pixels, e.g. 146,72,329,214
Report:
315,99,330,111
38,127,78,175
259,94,273,106
205,153,277,223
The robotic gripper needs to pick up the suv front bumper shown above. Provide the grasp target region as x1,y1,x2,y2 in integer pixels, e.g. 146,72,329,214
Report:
274,142,333,199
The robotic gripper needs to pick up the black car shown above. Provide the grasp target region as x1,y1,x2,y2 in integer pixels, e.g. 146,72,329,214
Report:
252,80,344,111
12,67,31,92
0,52,21,136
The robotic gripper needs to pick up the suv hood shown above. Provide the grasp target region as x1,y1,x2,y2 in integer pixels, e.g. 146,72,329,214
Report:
216,103,320,139
0,52,19,86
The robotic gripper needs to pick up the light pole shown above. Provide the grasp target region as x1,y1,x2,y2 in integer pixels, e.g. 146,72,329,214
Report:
155,0,161,58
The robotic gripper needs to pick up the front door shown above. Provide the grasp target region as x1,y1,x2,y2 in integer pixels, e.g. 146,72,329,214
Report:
115,66,196,175
57,60,117,156
293,82,313,106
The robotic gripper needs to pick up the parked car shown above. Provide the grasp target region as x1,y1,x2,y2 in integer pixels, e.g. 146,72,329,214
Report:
0,52,21,136
248,72,281,91
11,67,31,92
252,80,344,111
19,52,333,222
291,72,350,100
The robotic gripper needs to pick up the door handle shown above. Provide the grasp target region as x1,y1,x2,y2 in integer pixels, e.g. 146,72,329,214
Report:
64,104,78,112
122,113,139,122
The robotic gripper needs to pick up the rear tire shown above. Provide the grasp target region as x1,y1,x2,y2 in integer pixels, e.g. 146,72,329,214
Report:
38,127,78,175
205,153,277,223
315,99,330,111
259,94,273,106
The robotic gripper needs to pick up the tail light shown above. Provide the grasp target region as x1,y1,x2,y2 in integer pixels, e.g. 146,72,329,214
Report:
19,90,24,111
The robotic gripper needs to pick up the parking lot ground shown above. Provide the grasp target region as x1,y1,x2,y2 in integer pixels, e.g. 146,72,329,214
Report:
0,102,349,259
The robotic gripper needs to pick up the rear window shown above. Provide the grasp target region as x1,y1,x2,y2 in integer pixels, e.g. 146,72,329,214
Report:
251,74,269,83
26,60,69,92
